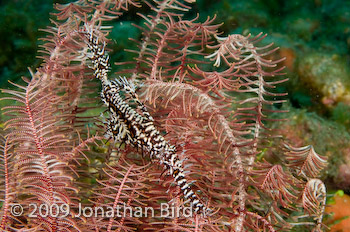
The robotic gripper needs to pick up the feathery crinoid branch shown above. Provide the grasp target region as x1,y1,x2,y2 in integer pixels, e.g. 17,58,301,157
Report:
88,157,150,232
249,144,327,231
205,33,288,153
302,179,327,232
1,72,81,231
0,136,24,230
284,144,327,178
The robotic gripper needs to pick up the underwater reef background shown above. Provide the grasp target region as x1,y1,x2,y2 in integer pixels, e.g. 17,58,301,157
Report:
1,0,350,230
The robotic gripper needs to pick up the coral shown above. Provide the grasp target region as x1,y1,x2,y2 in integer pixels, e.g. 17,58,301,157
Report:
0,0,328,231
326,192,350,232
296,52,350,107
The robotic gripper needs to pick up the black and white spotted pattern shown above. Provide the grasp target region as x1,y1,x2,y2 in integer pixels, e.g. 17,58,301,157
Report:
82,29,210,216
